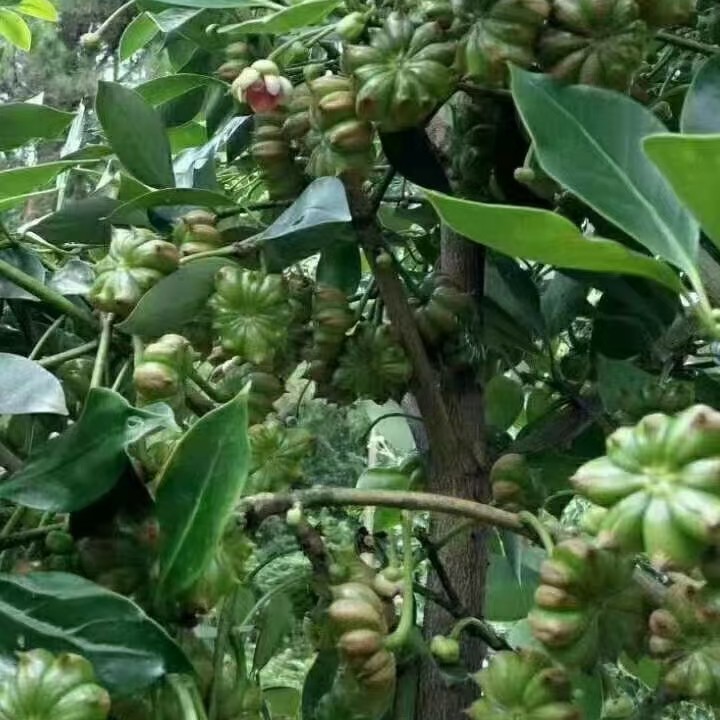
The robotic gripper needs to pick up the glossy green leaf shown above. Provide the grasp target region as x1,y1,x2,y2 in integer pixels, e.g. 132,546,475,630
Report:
0,389,169,511
425,190,682,292
61,144,112,161
681,55,720,134
510,66,699,276
0,103,73,150
0,161,83,200
595,355,654,414
260,177,353,271
644,133,720,254
485,552,540,622
96,81,175,188
0,354,67,416
0,572,191,694
169,122,207,154
253,592,294,671
219,0,341,35
316,243,361,295
156,390,250,597
117,257,232,336
135,74,225,106
485,374,524,431
0,9,30,50
13,0,57,21
119,12,159,61
109,187,233,220
29,196,118,246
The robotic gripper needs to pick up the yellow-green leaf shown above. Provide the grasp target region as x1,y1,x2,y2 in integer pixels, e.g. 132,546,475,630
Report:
0,9,31,50
14,0,57,22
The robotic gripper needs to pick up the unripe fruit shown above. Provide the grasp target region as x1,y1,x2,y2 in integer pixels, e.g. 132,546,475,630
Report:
79,32,101,51
335,11,367,41
430,635,461,664
286,504,303,527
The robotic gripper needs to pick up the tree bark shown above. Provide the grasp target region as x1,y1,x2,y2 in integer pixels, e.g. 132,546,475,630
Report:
417,229,489,719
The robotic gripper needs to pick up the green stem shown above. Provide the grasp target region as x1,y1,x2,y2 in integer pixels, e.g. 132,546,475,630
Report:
28,316,65,360
362,412,423,443
111,359,131,392
0,523,65,550
0,258,96,329
179,246,237,264
448,616,508,650
190,368,229,404
656,30,720,55
90,313,114,389
268,25,334,61
95,0,136,37
519,511,554,554
37,340,99,368
208,588,241,720
0,507,25,538
385,512,415,651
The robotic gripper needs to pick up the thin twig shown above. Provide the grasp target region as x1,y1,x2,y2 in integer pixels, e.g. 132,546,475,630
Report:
37,340,99,368
656,30,720,55
416,528,462,610
0,523,65,550
28,316,65,360
90,313,114,389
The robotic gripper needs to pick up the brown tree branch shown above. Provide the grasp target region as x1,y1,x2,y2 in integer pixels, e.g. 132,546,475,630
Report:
239,487,526,535
344,180,461,467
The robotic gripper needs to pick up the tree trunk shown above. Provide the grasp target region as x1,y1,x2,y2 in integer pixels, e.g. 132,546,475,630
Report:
417,229,489,720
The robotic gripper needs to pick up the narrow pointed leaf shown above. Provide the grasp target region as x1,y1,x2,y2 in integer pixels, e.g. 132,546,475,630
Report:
119,12,159,61
0,572,191,695
0,161,83,200
14,0,57,21
117,257,232,336
0,104,73,150
425,190,682,292
0,9,31,50
96,81,175,188
510,66,698,275
156,390,250,597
